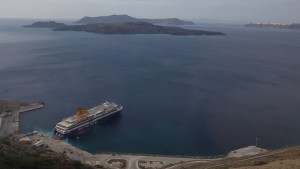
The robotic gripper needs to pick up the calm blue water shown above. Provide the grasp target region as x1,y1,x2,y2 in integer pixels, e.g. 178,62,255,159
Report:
1,19,300,156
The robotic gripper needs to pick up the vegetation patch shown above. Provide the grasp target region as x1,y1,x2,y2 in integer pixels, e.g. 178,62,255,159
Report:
254,160,268,166
107,159,126,169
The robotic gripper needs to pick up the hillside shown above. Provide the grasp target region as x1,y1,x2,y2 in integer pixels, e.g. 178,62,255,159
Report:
0,137,97,169
184,146,300,169
54,22,225,36
76,14,194,25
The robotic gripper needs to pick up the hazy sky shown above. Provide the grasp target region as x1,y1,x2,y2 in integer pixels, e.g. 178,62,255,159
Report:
0,0,299,23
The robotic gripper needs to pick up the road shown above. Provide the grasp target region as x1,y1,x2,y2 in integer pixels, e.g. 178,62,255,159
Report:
164,148,291,169
27,133,207,169
0,109,19,136
20,132,289,169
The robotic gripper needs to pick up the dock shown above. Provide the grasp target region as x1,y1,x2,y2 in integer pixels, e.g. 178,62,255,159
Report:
19,102,45,113
0,102,44,136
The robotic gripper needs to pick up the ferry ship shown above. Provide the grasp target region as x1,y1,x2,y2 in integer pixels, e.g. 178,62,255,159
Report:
54,102,123,139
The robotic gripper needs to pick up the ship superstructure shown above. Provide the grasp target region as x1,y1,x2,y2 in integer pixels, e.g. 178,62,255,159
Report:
54,102,122,139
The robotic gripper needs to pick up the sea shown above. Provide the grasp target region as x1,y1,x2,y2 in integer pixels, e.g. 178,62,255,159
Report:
1,18,300,156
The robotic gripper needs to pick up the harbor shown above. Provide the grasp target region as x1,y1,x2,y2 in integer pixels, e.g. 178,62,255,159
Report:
0,100,215,168
1,100,300,169
0,100,205,169
13,130,298,169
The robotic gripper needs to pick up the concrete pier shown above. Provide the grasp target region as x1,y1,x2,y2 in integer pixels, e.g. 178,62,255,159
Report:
19,102,45,113
0,102,44,136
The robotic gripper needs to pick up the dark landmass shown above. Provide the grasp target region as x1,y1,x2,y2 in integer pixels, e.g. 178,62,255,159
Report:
245,23,300,30
140,18,194,25
23,21,67,28
0,137,97,169
54,22,225,36
76,14,195,25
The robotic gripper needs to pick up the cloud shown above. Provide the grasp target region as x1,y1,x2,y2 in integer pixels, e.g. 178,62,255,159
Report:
0,0,299,22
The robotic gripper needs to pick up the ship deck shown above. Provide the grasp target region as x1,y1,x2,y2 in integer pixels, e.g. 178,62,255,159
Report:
57,121,73,128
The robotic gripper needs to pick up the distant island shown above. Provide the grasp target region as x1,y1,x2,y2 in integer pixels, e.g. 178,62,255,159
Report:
76,14,195,25
23,20,225,36
245,23,300,30
53,22,225,36
23,21,67,28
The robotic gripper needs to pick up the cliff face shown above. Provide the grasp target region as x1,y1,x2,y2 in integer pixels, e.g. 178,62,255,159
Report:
76,14,195,25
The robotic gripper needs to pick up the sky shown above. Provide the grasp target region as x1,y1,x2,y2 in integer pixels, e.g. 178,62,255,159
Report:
0,0,299,23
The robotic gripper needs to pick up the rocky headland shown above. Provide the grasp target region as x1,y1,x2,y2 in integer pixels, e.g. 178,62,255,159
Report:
23,21,67,28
